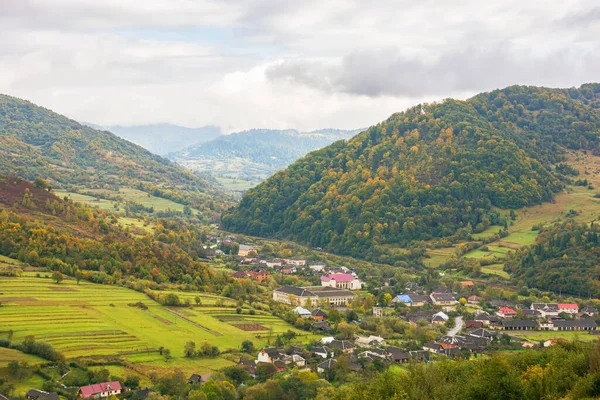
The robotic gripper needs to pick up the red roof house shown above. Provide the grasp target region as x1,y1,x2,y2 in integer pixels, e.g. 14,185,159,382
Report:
79,382,122,399
320,273,362,290
558,304,579,313
497,307,517,318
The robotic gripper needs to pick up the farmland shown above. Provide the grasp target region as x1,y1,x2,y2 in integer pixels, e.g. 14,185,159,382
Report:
0,275,319,378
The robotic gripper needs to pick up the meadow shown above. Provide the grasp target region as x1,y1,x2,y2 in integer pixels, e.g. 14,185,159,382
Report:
0,275,319,378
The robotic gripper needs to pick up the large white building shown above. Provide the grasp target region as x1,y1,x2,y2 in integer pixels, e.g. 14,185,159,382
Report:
320,273,362,290
272,286,357,307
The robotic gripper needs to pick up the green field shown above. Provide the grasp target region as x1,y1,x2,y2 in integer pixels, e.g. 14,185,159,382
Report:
0,276,318,378
55,191,116,211
480,264,510,279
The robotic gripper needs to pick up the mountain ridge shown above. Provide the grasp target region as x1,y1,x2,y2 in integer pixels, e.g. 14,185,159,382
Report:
222,83,600,262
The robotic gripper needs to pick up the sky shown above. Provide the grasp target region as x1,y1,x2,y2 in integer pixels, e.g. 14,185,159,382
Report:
1,0,599,133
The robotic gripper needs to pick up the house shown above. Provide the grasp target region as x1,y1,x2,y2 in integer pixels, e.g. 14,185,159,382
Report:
465,320,484,329
329,340,356,353
392,294,413,306
248,269,271,283
531,303,560,317
312,346,333,359
359,348,389,360
231,271,250,279
387,346,410,363
317,358,336,373
283,258,307,267
491,300,514,308
293,306,312,318
292,354,306,367
406,311,435,324
582,306,598,316
311,308,328,321
308,262,326,272
502,320,538,331
238,244,257,257
27,390,59,400
522,342,536,349
423,341,443,354
187,373,212,385
320,336,335,345
430,292,457,306
320,273,362,290
552,319,597,331
263,259,283,268
272,286,357,307
257,348,283,363
558,303,579,314
468,328,498,340
313,321,331,332
355,335,386,348
468,295,480,305
474,313,491,326
431,311,449,325
79,382,122,399
496,307,517,318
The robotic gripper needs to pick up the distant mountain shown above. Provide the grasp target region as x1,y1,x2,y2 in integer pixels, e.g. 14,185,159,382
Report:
170,128,363,187
222,84,600,262
83,122,221,155
0,94,224,217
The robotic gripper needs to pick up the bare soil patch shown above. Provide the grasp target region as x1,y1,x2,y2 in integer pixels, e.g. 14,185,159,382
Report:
232,323,268,331
0,297,37,302
49,286,78,292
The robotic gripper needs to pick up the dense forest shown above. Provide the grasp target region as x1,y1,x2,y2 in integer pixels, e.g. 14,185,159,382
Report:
0,94,223,216
506,221,600,297
223,84,600,262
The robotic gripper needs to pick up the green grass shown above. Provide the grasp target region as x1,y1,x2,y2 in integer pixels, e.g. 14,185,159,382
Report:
0,254,23,265
0,347,45,367
0,276,318,377
55,190,116,211
480,264,510,279
472,225,503,240
510,330,598,343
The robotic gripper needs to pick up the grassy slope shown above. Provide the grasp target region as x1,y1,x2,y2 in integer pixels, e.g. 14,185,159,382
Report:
424,150,600,280
0,275,319,377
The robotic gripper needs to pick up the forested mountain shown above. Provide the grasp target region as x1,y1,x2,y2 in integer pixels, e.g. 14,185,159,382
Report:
84,122,221,155
0,94,225,216
222,84,600,262
506,221,600,297
170,128,361,183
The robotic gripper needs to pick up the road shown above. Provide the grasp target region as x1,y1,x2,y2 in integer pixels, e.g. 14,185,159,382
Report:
448,316,463,336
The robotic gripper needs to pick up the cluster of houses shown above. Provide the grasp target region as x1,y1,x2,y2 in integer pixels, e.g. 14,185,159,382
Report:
240,334,432,377
392,287,460,308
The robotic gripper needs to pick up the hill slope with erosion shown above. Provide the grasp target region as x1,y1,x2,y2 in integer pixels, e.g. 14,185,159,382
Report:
222,84,600,262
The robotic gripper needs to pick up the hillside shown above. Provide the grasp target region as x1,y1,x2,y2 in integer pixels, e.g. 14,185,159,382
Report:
84,122,221,155
0,94,226,217
505,221,600,297
222,84,600,262
171,128,362,190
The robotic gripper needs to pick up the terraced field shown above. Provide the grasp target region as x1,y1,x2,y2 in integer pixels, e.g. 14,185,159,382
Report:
0,276,318,375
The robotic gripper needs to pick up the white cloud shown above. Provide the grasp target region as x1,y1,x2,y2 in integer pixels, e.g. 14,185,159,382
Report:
0,0,598,133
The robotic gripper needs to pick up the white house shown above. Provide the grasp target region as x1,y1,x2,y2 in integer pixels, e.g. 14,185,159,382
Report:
320,273,362,290
292,306,312,318
320,336,335,345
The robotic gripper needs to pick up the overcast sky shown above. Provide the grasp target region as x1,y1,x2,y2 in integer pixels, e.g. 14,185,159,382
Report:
1,0,599,133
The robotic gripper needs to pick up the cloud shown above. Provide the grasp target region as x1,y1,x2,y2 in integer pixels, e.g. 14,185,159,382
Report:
0,0,598,132
267,45,600,97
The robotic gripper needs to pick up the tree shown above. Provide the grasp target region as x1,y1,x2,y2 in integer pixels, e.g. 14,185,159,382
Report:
124,375,140,389
256,362,278,382
328,309,342,324
380,293,392,307
184,341,196,357
195,296,202,306
34,177,48,190
52,271,63,284
241,340,254,353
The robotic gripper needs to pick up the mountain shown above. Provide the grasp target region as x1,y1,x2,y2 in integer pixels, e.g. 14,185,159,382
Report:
0,94,223,217
83,123,221,155
170,128,362,189
222,84,600,262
